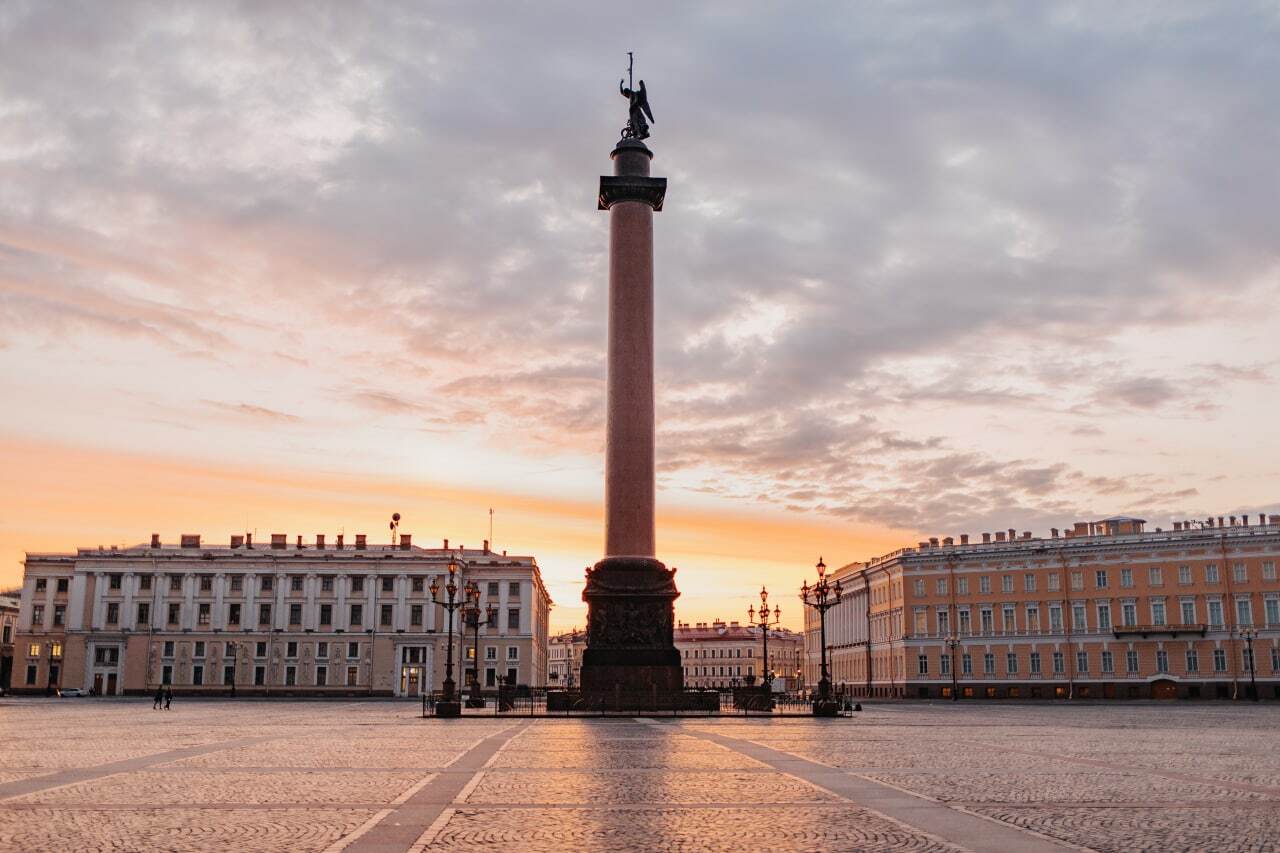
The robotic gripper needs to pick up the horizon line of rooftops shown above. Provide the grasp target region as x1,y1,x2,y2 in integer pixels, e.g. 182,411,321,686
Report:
856,511,1280,569
27,531,533,563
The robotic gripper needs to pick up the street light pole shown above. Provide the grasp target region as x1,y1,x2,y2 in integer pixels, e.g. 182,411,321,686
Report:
748,585,781,689
946,635,959,701
429,556,465,716
1240,627,1259,702
800,557,843,717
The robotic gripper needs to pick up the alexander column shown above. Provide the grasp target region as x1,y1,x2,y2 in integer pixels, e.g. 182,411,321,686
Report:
579,57,683,700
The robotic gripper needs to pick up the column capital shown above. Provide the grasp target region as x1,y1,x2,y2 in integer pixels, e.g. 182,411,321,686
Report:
598,175,666,211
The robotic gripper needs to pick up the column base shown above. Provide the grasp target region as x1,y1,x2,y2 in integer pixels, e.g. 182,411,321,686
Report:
580,556,682,698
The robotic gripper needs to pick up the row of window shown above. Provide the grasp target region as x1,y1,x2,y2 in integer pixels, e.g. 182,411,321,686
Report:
681,647,757,659
46,601,523,631
148,639,523,662
685,665,755,677
36,574,525,597
921,646,1279,676
911,563,1277,599
913,597,1279,636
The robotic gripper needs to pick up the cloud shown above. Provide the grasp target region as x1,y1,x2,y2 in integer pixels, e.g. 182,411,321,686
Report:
1,2,1277,546
204,401,301,424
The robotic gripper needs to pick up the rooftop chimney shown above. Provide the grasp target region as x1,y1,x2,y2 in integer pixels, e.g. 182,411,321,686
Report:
995,531,1006,542
1008,528,1017,541
929,537,939,547
483,539,490,554
399,534,412,551
443,538,449,550
355,534,367,550
246,532,253,549
1270,514,1280,525
1051,527,1059,538
336,533,344,549
296,535,303,549
271,534,286,550
918,541,929,549
1230,515,1238,526
960,534,970,545
150,533,161,548
316,534,325,550
1173,522,1182,531
942,536,954,546
230,535,245,549
1218,516,1225,528
1243,515,1250,526
1022,531,1032,539
180,534,201,549
982,533,991,544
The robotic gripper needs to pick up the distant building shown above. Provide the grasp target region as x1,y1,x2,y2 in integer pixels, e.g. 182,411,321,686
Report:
1,593,18,691
806,514,1280,700
676,619,803,691
548,629,587,689
12,532,551,696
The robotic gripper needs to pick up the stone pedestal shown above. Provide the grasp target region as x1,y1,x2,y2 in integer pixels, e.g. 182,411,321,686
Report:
580,138,680,699
579,557,682,696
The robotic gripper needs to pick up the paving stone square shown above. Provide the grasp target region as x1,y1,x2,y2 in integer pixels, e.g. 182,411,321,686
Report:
0,697,1277,852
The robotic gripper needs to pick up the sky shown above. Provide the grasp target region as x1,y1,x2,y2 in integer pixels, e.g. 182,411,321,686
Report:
1,2,1278,631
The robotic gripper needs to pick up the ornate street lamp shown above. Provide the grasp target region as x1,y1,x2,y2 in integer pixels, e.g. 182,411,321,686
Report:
429,556,465,716
462,581,498,707
799,556,842,716
946,635,960,701
1240,627,1259,702
748,585,781,689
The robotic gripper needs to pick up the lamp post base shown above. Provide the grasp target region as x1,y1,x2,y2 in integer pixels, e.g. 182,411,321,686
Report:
434,700,462,718
811,700,841,717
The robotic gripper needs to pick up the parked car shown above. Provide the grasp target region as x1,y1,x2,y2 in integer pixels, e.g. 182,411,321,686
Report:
57,687,88,697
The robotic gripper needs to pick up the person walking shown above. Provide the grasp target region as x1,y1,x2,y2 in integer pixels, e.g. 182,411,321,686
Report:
163,686,173,710
153,686,164,710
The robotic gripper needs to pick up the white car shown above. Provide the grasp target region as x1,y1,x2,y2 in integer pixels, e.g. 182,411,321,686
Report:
57,687,88,697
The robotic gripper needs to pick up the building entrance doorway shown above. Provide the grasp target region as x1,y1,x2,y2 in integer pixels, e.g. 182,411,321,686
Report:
1151,679,1178,700
92,672,121,695
401,667,422,696
396,645,432,696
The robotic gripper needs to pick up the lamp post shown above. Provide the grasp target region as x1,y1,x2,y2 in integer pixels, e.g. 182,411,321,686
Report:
946,635,959,701
799,556,843,716
429,556,465,716
462,582,498,707
748,585,781,689
1240,627,1259,702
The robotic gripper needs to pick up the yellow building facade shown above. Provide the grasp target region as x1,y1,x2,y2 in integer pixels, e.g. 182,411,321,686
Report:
805,515,1280,700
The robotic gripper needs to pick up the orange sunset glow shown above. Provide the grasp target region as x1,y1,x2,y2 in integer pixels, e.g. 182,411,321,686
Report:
2,4,1277,636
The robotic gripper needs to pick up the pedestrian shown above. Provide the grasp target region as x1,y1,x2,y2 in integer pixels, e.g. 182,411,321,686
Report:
164,686,172,710
153,686,163,710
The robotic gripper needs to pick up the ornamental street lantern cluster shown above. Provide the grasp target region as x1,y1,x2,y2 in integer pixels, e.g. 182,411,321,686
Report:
462,582,498,707
747,585,781,687
799,556,842,714
429,556,466,716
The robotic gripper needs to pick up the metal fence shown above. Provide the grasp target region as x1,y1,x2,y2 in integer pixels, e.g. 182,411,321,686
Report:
421,689,851,717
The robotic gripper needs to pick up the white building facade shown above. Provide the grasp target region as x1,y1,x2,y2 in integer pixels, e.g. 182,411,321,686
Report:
13,532,551,696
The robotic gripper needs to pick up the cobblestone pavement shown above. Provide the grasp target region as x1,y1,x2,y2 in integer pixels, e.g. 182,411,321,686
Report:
0,698,1276,852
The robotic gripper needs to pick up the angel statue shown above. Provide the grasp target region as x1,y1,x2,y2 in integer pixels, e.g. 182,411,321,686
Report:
619,53,654,140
